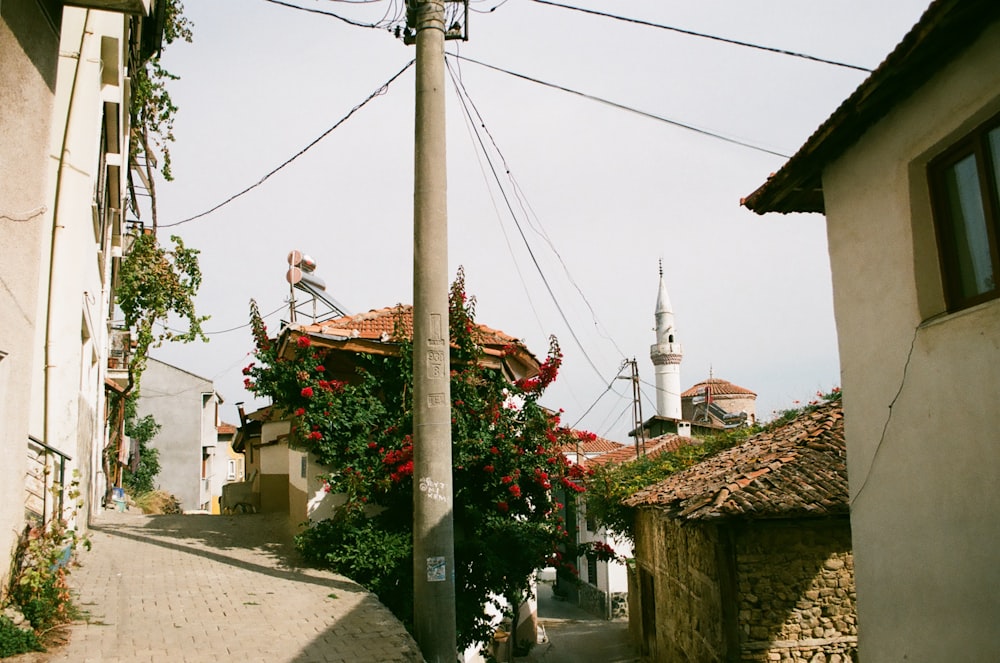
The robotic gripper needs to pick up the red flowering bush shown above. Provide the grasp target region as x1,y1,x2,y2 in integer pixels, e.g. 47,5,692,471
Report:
244,269,588,650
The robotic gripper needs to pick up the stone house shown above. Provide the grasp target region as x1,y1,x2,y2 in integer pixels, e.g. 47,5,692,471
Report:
742,0,1000,659
625,400,853,662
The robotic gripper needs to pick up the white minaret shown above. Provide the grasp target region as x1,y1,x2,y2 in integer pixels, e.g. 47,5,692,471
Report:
650,261,683,420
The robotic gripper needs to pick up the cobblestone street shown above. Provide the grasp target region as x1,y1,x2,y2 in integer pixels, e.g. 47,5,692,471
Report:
17,510,423,663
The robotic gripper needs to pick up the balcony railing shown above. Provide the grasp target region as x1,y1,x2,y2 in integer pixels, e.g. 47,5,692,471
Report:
26,436,72,527
108,327,131,388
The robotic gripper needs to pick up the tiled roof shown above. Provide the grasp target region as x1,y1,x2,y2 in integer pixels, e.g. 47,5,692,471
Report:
283,305,541,379
559,431,625,456
625,399,846,520
681,378,756,398
301,305,522,349
217,422,237,435
584,434,694,469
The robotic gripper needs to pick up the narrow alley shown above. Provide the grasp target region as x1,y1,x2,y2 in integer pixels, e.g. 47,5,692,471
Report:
515,581,638,663
16,511,422,663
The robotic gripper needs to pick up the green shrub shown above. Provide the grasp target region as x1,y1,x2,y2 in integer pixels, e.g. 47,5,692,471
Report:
0,613,43,657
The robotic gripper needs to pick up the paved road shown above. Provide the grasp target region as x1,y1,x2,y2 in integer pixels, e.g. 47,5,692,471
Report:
514,581,638,663
17,510,423,663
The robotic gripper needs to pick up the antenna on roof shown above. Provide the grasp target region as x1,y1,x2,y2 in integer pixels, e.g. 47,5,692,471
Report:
285,250,350,324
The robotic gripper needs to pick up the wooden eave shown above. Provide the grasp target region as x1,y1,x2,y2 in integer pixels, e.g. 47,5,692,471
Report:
742,0,1000,215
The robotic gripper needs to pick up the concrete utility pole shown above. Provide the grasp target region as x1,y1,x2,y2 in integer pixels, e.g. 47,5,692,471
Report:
410,0,456,660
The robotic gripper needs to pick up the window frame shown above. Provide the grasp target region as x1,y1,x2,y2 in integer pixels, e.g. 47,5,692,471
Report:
928,110,1000,312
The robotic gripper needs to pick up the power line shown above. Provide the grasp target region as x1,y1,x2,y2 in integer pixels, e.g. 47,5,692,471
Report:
447,53,791,158
160,59,415,229
445,59,612,384
450,59,630,361
262,0,392,29
530,0,872,73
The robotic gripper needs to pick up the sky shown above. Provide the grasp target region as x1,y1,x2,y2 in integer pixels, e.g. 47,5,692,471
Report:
147,0,932,442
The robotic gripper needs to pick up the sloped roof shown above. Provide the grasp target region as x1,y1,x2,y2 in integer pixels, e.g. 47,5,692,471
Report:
625,399,846,520
585,434,694,469
217,422,237,435
682,378,757,399
560,431,625,457
742,0,1000,214
282,305,541,378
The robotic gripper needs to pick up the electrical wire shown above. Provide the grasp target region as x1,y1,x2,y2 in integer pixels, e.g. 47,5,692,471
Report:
449,57,630,359
159,302,286,337
448,53,790,159
448,63,550,338
160,59,415,228
530,0,872,73
600,400,634,439
444,59,611,383
262,0,392,29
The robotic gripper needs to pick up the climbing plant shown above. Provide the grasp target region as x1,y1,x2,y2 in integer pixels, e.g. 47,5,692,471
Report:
121,395,162,495
245,269,592,651
116,232,208,393
129,0,193,226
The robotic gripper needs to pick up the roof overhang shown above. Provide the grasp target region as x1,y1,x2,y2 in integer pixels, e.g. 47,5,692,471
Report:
742,0,1000,215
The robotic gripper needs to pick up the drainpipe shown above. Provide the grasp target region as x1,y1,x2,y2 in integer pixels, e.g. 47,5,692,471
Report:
43,10,91,516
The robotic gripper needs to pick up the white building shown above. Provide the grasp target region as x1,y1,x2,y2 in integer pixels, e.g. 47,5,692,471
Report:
1,0,163,587
743,0,1000,658
136,358,223,512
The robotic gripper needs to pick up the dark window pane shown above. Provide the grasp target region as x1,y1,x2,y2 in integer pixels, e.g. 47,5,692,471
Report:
944,154,994,298
989,125,1000,202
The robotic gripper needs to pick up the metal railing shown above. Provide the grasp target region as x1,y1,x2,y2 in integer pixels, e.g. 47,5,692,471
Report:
26,435,72,526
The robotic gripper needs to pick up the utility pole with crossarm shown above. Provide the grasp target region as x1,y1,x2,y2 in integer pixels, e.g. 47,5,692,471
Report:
407,1,467,660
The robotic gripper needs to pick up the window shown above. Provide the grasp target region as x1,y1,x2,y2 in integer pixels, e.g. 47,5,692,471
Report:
227,460,237,481
929,112,1000,311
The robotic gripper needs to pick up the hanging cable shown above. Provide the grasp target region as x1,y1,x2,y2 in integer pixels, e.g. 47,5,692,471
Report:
530,0,872,73
444,59,611,383
262,0,392,29
448,53,790,158
161,59,415,228
449,58,630,359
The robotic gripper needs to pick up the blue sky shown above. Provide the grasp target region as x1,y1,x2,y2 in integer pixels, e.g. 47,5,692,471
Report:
149,0,932,441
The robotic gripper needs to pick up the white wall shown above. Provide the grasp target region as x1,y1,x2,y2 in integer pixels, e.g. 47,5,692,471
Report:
821,20,1000,661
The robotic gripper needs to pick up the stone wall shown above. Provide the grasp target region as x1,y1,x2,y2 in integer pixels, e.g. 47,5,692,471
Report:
631,510,727,662
735,519,856,662
577,581,607,619
631,510,856,663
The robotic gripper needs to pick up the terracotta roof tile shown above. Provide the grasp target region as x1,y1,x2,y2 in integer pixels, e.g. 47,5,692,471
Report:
559,431,626,456
217,422,237,435
681,378,757,398
283,304,542,380
301,305,522,348
584,434,695,469
624,400,846,520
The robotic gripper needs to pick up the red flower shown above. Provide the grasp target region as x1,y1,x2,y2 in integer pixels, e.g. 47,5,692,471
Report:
308,431,322,441
497,501,509,513
490,446,500,455
297,336,311,348
483,465,495,474
501,475,512,484
316,365,326,372
301,387,314,398
508,484,521,498
295,407,306,416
